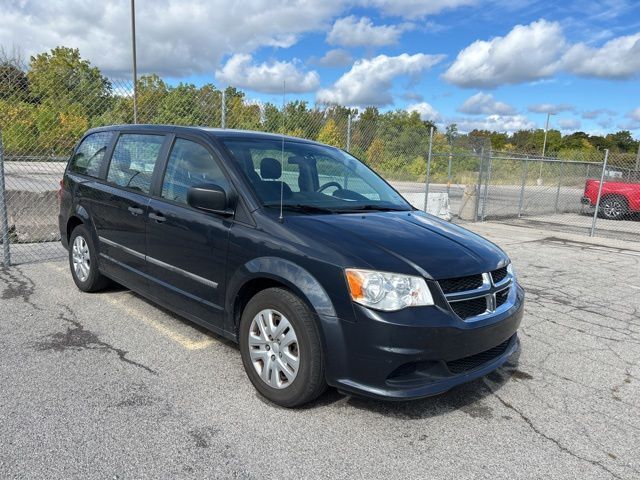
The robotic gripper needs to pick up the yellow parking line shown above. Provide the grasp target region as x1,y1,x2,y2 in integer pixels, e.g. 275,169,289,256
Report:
103,295,215,350
45,262,214,350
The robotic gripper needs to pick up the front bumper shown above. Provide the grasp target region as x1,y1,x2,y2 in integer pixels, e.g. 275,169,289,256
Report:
319,284,524,400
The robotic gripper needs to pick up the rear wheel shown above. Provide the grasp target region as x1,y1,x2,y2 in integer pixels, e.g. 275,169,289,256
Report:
239,287,326,407
599,196,628,220
68,225,110,292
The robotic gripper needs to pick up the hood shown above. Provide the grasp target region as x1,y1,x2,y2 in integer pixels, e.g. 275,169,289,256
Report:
283,211,508,279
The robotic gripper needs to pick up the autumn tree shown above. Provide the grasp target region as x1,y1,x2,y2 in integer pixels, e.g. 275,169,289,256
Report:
316,118,343,147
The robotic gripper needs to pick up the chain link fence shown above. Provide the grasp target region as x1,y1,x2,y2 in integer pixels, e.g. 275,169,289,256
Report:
1,57,639,266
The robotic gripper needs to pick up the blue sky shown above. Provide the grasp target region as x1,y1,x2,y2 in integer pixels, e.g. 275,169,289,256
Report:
2,0,640,135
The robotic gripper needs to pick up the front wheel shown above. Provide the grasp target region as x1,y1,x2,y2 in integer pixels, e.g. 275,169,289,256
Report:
599,196,628,220
239,288,326,407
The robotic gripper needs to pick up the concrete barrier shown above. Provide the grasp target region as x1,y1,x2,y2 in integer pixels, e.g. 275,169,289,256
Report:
4,189,60,243
458,185,477,221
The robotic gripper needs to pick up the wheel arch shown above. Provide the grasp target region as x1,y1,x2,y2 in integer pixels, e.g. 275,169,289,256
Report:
601,193,629,206
66,215,84,242
226,257,337,336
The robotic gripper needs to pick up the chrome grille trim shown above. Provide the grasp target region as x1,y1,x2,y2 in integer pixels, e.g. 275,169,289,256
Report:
438,267,516,321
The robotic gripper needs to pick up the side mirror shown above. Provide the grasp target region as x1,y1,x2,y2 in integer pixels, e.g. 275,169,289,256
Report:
187,184,234,215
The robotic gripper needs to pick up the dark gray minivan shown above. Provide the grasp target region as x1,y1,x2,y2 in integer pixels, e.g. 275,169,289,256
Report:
59,125,524,407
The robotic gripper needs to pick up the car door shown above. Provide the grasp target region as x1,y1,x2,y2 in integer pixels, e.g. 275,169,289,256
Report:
146,136,232,330
91,131,169,292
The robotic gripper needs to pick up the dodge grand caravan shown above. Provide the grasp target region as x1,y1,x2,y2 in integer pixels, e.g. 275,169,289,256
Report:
59,125,524,407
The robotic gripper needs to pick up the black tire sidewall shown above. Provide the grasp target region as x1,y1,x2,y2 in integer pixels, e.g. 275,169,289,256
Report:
239,288,324,407
68,225,102,292
600,197,627,220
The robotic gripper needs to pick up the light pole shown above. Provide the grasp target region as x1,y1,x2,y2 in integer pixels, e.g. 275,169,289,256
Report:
542,112,554,157
538,112,554,184
131,0,138,124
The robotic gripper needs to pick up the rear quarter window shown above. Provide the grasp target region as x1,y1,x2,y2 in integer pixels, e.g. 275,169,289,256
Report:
68,131,113,177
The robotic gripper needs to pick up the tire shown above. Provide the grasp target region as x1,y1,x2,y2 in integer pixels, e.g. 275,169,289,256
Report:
239,287,326,407
598,195,628,220
68,224,111,292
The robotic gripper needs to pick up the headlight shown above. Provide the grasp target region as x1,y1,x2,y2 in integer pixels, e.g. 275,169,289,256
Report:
345,268,434,311
507,262,515,278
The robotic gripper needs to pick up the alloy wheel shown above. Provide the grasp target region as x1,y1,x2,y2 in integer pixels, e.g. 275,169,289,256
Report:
72,235,91,282
248,309,300,389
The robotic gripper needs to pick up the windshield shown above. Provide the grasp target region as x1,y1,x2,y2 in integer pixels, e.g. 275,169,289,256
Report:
221,138,411,212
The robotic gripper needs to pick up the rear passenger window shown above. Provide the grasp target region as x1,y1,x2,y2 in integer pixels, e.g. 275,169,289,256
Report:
69,132,112,177
161,138,228,204
107,134,165,193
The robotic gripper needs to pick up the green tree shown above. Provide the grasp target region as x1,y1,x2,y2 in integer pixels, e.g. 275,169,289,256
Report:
316,118,343,147
0,50,29,101
28,47,112,117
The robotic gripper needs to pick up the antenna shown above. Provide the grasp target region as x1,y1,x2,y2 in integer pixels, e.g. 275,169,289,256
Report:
279,80,286,222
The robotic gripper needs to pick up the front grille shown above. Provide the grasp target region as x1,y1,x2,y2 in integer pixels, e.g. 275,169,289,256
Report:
491,266,508,284
439,266,514,321
446,338,511,374
450,297,487,319
438,274,483,294
496,288,509,308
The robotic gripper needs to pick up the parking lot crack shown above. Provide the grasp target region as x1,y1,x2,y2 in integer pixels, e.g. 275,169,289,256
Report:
491,391,624,480
35,305,157,375
0,266,41,310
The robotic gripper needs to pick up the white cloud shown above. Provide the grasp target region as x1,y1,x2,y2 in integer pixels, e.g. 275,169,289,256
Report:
458,92,516,115
316,53,445,107
327,16,410,47
0,0,345,78
557,118,581,130
628,107,640,121
406,102,441,121
528,103,575,114
454,115,536,133
444,19,640,88
622,107,640,130
443,20,565,88
316,49,353,68
581,109,615,119
563,33,640,79
362,0,478,18
216,54,319,93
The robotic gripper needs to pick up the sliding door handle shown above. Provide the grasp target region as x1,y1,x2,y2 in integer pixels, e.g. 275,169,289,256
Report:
127,206,144,216
148,212,166,223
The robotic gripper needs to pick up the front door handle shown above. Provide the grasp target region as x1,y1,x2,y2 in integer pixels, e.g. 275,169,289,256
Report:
149,212,166,223
128,206,144,216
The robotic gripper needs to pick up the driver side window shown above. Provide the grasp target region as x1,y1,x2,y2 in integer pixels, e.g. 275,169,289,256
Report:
161,138,228,205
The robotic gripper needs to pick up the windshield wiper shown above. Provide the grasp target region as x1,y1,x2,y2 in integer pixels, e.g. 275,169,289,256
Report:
334,204,409,212
262,203,335,214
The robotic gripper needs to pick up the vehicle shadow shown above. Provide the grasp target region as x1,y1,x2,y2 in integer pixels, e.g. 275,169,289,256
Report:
98,282,522,418
307,350,522,419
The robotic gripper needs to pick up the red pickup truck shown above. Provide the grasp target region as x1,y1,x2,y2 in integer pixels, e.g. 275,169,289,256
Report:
582,178,640,220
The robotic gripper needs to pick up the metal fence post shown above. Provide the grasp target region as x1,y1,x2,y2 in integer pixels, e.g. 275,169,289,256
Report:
554,160,565,213
517,159,528,217
474,148,485,221
590,149,609,237
346,113,352,152
480,152,492,221
446,149,453,196
423,126,434,212
221,89,226,129
0,131,11,267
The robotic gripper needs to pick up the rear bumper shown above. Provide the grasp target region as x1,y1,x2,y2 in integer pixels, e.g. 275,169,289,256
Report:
58,213,69,250
320,284,524,401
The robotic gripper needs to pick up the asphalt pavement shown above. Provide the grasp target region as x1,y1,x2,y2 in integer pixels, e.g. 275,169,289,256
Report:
1,222,639,479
